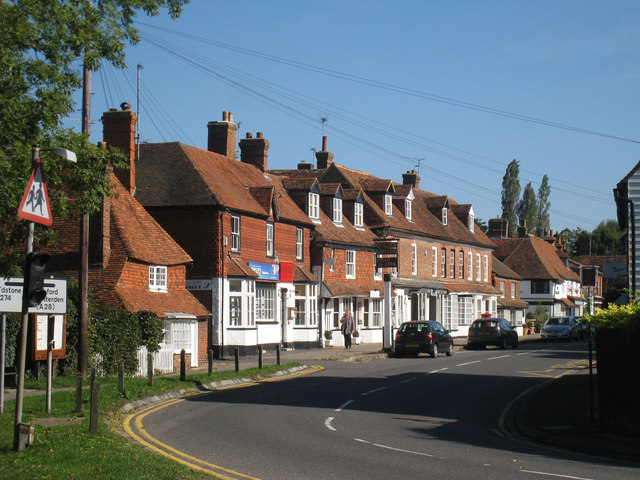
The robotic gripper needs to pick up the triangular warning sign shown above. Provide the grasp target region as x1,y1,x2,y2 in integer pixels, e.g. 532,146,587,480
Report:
18,157,53,226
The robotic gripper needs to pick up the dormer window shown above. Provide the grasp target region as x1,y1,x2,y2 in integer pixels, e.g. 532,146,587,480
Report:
405,198,412,220
333,197,342,224
354,202,363,228
149,265,167,292
469,214,474,232
442,207,448,226
308,192,319,220
384,194,392,215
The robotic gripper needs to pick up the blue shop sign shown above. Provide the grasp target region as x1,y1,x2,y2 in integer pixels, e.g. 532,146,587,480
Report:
248,262,280,280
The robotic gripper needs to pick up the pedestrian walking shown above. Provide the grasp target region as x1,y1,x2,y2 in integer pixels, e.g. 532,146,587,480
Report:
340,309,355,349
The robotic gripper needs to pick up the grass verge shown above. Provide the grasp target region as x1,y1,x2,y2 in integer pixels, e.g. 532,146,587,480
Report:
1,362,301,479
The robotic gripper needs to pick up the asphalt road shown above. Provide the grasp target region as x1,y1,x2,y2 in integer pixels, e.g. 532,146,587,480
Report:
131,342,640,480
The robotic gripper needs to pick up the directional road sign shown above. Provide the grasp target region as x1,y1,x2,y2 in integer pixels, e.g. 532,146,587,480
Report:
0,277,67,314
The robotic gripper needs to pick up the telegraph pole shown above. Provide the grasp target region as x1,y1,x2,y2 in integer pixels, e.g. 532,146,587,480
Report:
79,65,90,379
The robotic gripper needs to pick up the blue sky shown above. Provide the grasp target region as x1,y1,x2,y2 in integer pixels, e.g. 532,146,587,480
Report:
77,0,639,233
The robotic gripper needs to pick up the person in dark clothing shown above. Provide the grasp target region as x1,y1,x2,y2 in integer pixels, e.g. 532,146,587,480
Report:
340,309,355,349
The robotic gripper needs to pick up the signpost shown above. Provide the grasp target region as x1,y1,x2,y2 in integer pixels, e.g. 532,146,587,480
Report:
0,277,68,314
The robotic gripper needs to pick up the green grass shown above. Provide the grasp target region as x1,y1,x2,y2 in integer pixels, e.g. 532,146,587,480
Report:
1,362,301,479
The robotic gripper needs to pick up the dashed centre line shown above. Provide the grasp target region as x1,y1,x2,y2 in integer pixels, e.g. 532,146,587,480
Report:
488,355,511,361
456,360,481,367
362,386,388,396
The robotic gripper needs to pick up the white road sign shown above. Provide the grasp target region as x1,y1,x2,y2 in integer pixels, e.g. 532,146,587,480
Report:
0,277,67,314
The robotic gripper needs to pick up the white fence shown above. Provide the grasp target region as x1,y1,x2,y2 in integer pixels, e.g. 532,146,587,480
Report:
136,344,174,377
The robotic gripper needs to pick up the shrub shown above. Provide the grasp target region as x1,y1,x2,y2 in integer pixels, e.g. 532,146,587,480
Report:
583,292,640,333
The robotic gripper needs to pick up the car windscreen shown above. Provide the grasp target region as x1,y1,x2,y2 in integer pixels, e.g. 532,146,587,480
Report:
471,320,498,329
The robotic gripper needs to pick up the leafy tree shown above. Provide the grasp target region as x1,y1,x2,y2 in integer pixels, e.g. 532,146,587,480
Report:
517,182,538,233
501,159,521,238
535,175,551,236
475,217,488,233
591,219,625,256
0,0,188,276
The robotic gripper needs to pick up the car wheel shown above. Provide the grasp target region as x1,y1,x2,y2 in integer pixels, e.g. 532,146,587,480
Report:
446,342,453,356
430,344,438,358
500,337,508,349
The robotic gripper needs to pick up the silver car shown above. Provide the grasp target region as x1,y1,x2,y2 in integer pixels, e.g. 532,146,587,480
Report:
540,316,580,341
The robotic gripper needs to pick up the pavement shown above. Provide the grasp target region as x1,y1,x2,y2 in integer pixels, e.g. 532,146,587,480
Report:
4,334,640,464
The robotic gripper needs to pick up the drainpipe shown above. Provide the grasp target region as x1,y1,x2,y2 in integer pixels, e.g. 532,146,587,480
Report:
616,195,636,295
219,210,226,358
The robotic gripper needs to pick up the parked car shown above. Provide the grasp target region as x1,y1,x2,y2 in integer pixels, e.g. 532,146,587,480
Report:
467,317,518,349
540,316,580,341
394,321,453,358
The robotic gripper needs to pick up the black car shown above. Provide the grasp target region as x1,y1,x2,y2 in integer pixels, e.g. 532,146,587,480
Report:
394,321,454,358
467,317,518,349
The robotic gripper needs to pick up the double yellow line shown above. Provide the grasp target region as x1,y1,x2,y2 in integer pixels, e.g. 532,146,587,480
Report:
122,365,324,479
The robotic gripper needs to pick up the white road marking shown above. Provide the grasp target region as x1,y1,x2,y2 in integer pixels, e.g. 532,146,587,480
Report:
325,417,336,431
429,367,449,374
521,469,596,480
372,442,434,457
335,399,353,412
488,355,510,360
354,438,370,444
517,352,530,355
362,386,388,396
398,377,417,384
457,360,481,367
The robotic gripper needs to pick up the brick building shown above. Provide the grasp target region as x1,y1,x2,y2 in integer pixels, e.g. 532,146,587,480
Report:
103,108,318,356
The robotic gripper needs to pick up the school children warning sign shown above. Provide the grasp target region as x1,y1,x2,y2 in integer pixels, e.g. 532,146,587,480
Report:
18,157,52,226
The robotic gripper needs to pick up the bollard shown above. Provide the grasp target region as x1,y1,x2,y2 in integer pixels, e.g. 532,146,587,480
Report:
75,371,83,413
276,344,281,366
118,361,125,393
258,345,263,369
147,353,153,387
89,380,100,433
208,348,213,375
234,347,240,372
180,349,186,381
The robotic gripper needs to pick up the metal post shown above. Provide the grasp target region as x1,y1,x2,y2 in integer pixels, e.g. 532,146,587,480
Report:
234,347,239,372
13,146,37,451
276,344,281,366
118,362,125,393
147,353,153,387
208,348,213,375
383,274,392,351
258,345,263,370
46,315,54,414
1,313,6,414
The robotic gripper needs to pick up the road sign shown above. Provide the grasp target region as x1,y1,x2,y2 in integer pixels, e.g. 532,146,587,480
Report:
17,158,53,226
0,278,67,314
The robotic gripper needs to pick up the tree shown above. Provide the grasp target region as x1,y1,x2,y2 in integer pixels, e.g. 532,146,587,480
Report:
0,0,189,276
501,159,521,238
535,175,551,236
517,182,538,233
591,219,625,256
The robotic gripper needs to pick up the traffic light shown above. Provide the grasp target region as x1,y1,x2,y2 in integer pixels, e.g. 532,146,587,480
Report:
24,251,50,307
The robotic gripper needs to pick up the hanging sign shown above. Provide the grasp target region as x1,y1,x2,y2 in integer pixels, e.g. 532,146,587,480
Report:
18,158,53,226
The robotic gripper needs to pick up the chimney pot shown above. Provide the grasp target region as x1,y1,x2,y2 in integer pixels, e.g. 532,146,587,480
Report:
246,132,253,138
322,135,328,151
257,132,263,138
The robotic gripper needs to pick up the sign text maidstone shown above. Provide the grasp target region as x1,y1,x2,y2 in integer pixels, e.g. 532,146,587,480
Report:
0,277,67,314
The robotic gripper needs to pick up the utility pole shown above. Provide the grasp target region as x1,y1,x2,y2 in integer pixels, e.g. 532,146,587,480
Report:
79,65,90,379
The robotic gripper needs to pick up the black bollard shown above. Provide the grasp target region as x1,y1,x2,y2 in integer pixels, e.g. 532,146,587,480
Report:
180,349,186,381
234,347,240,372
276,344,281,366
147,353,153,387
75,371,83,413
89,380,100,433
118,361,125,393
208,348,213,375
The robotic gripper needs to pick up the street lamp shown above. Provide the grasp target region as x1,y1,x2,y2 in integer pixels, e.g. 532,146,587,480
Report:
13,145,76,452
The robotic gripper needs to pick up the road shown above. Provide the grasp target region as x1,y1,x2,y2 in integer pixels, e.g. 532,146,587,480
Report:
127,341,640,480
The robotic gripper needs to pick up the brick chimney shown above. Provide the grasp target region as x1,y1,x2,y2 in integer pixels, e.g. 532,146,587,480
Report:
297,162,313,170
402,170,421,188
239,132,270,172
207,111,237,160
487,218,509,239
102,102,137,194
315,136,334,169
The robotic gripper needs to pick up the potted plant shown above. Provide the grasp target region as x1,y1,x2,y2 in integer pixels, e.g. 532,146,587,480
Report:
353,330,361,344
323,330,333,348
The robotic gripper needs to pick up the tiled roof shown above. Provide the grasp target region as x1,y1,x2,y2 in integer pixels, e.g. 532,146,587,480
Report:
293,265,319,283
492,257,522,280
493,235,581,282
135,143,312,225
311,208,376,247
498,297,528,309
227,258,260,278
109,173,192,266
323,279,384,297
116,285,210,318
441,281,501,295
